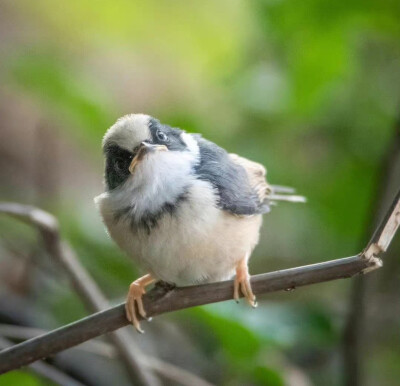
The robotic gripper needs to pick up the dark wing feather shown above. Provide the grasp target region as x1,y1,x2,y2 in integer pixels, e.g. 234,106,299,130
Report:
194,137,269,216
229,153,271,203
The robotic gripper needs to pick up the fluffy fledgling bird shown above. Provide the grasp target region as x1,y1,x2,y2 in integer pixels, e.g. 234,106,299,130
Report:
95,114,305,332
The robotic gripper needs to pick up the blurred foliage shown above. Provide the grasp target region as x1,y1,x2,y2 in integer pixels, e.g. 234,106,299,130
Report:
0,371,45,386
1,0,400,385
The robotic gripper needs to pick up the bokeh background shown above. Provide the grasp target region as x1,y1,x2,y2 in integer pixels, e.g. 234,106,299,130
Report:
1,1,400,385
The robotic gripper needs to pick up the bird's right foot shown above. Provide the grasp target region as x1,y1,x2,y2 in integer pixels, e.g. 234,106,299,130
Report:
125,274,155,333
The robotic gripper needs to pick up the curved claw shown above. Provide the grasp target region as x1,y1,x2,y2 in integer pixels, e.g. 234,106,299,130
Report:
125,274,155,333
233,256,257,308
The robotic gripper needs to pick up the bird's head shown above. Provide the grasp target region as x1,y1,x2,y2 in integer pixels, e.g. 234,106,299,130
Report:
102,114,199,192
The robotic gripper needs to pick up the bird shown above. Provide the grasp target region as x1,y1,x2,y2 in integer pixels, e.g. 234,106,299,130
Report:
95,114,305,332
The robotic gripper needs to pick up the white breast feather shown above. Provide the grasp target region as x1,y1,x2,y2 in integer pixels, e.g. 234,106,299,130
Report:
103,149,196,222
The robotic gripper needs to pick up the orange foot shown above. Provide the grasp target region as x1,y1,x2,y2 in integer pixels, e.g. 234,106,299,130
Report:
233,256,257,308
125,274,155,333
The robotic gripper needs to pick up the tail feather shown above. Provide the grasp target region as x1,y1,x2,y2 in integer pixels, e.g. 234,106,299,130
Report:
268,194,307,203
266,185,306,204
270,184,296,194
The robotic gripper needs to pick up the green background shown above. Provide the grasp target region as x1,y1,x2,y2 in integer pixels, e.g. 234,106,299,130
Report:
0,1,399,385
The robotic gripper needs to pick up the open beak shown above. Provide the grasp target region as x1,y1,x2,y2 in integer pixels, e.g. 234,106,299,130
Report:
129,142,168,174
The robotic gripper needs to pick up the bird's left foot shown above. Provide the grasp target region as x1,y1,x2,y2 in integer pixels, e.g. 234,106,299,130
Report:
233,257,257,308
125,274,155,333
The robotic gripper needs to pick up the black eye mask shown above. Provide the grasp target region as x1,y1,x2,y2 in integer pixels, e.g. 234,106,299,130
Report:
104,145,133,190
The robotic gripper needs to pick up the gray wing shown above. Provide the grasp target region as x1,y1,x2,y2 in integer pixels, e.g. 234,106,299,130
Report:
194,138,269,216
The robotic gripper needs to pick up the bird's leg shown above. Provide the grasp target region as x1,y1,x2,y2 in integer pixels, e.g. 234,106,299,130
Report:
233,256,257,308
125,273,156,333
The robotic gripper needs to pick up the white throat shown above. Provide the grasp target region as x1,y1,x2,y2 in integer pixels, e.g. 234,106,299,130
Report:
102,148,198,223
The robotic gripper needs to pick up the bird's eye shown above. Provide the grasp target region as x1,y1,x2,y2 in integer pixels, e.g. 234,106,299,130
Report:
114,158,127,173
156,130,169,142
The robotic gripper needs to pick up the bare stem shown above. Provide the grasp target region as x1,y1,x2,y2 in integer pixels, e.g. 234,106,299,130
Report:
0,324,212,386
0,337,85,386
0,254,379,374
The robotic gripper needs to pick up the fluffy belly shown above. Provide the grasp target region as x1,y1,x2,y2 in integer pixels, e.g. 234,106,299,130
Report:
114,208,260,286
97,182,262,286
141,219,262,285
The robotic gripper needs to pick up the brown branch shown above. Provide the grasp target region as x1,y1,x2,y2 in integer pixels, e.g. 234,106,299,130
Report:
0,188,398,375
0,324,212,386
0,256,380,374
0,203,211,386
0,337,85,386
0,324,115,358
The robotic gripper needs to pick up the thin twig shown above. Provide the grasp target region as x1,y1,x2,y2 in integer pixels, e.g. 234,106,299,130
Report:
0,324,115,358
0,188,398,375
0,259,387,373
0,336,85,386
0,324,212,386
0,203,211,386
